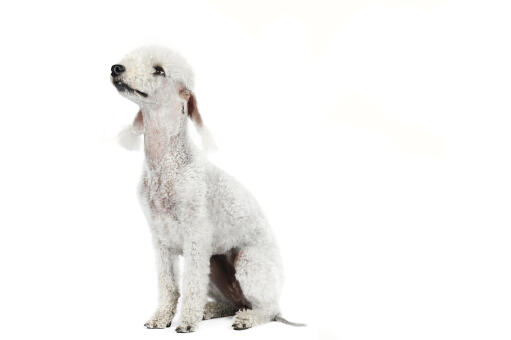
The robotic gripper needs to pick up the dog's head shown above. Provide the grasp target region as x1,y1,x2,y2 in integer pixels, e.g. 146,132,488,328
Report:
111,45,194,106
111,46,215,151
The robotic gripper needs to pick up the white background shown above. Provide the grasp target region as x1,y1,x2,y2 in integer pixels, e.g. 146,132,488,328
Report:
0,0,510,339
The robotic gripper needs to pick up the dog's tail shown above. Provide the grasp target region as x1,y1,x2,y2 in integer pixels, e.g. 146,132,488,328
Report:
273,314,306,327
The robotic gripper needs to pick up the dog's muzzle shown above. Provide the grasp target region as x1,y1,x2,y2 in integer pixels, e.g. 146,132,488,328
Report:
110,64,148,97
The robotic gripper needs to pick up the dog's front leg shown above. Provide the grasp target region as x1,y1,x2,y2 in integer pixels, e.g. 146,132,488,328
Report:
145,241,180,329
175,219,212,333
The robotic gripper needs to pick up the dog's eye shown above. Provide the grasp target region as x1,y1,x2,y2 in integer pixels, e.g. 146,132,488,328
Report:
153,65,166,77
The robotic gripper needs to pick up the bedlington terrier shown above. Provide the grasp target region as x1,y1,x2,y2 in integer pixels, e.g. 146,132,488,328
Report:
110,46,302,332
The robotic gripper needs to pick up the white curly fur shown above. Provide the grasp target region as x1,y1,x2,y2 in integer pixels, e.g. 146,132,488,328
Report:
117,124,142,151
112,46,283,332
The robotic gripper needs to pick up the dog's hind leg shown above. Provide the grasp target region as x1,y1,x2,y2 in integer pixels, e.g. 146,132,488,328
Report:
203,301,238,320
203,283,237,320
232,244,283,330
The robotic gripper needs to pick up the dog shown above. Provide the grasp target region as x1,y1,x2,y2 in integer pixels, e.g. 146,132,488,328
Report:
111,46,303,332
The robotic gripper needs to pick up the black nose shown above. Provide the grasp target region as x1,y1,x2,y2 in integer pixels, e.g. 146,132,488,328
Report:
111,64,125,77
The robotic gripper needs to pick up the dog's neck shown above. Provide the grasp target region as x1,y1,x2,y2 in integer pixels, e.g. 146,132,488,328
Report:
140,103,195,172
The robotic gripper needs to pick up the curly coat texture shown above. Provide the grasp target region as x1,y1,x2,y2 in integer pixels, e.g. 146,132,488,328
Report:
112,46,283,332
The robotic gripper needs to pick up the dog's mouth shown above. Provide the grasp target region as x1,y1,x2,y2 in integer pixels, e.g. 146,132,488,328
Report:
113,80,148,98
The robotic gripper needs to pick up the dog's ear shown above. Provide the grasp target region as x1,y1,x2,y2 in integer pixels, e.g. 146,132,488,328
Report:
118,110,144,151
179,88,216,152
187,92,204,128
179,88,202,127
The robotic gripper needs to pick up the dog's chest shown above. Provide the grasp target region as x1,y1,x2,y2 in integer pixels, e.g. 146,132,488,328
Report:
139,170,186,248
142,174,177,216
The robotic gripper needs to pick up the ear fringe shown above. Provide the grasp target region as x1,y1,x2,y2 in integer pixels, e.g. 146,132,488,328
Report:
118,125,142,151
182,90,217,153
197,125,217,153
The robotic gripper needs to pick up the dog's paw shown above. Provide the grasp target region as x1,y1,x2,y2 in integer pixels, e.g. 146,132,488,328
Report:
232,309,255,330
175,321,197,333
144,319,171,329
144,308,174,329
